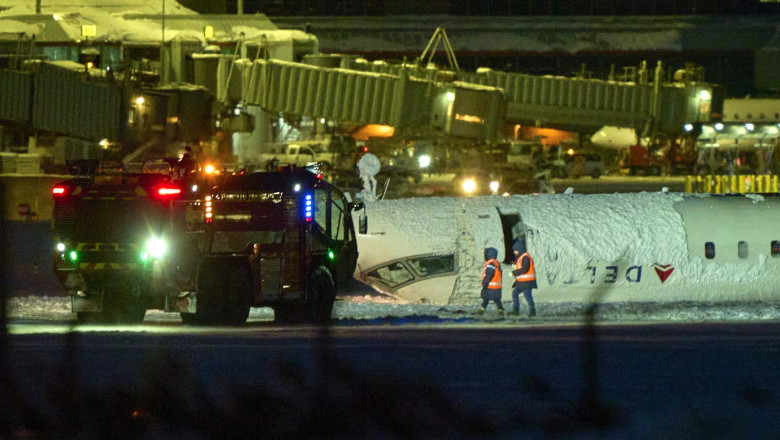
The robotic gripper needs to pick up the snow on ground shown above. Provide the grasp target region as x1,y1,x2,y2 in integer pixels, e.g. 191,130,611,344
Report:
5,292,780,325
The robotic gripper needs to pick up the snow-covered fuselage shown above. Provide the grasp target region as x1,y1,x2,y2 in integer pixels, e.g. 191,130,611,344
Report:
354,192,780,304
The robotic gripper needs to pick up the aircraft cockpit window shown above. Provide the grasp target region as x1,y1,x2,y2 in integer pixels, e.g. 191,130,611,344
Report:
771,240,780,257
367,262,413,287
406,255,455,277
705,242,715,259
738,241,749,259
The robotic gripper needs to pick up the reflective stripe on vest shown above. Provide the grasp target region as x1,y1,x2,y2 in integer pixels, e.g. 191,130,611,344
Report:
482,258,502,289
514,252,536,282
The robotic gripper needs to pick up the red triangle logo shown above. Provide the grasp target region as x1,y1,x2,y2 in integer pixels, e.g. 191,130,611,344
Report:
653,264,674,283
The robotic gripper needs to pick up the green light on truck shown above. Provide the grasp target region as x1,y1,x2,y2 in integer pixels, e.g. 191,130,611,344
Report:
327,249,335,261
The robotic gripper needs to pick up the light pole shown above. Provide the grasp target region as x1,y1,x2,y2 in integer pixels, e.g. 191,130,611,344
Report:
161,0,165,83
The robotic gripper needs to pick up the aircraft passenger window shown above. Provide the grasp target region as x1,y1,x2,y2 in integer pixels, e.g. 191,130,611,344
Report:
406,255,455,277
771,241,780,257
738,241,748,259
705,242,715,259
367,262,413,287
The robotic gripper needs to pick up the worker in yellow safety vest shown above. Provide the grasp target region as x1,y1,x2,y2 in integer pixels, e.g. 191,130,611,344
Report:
508,238,537,317
478,247,505,317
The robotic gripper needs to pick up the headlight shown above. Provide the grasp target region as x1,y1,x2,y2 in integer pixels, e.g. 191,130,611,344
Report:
142,236,168,261
462,178,477,194
489,180,500,193
418,155,431,168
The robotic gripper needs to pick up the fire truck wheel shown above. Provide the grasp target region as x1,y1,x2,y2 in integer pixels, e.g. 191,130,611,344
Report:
190,259,251,326
272,267,335,325
305,266,336,324
77,284,147,324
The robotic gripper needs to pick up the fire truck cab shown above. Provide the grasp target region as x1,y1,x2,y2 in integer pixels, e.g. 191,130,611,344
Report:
175,168,361,325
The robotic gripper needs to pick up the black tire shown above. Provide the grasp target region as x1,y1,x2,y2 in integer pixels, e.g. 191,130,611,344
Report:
591,168,602,179
77,282,147,325
186,258,251,326
305,266,336,325
272,266,335,325
272,304,303,324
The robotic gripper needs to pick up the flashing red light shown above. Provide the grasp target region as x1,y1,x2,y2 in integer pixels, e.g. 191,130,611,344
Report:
315,173,322,180
52,186,67,196
362,146,369,153
155,186,182,198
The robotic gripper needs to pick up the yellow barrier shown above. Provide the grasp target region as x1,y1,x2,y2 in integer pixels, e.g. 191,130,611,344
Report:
685,174,779,194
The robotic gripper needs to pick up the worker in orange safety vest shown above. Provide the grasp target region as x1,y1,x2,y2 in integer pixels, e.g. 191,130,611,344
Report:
478,247,505,317
508,238,537,317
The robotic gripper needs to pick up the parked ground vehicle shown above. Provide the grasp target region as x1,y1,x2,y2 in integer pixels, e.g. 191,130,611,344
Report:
51,158,216,324
624,143,696,176
506,140,543,171
450,168,501,196
261,143,339,171
563,153,606,178
179,168,362,325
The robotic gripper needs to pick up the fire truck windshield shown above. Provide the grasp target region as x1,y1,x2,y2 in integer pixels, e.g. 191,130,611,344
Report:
78,199,166,242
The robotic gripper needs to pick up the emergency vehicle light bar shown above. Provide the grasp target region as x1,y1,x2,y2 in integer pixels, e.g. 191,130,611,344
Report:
204,196,213,222
155,185,182,198
304,193,313,222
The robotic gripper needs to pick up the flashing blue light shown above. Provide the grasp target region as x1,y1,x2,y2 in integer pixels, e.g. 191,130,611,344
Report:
304,193,314,222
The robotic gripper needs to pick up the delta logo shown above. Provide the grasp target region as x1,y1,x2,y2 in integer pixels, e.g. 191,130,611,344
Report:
653,264,674,283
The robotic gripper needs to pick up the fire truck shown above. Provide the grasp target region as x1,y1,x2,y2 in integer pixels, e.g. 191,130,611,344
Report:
52,161,361,325
51,158,214,324
177,167,361,325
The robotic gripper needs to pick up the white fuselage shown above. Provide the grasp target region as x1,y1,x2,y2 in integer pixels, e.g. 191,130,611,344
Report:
353,192,780,305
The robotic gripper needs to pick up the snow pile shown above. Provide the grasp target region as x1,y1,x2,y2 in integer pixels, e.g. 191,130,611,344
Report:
5,294,780,324
0,0,298,44
0,0,197,15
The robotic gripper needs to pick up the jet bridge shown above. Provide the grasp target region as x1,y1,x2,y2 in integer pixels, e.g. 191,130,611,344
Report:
348,59,714,136
195,56,506,142
459,67,713,135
